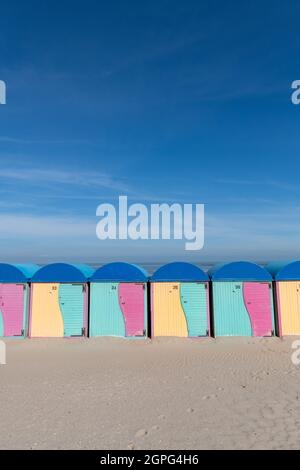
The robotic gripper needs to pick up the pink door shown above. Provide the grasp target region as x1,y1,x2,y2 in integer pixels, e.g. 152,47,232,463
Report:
0,284,25,337
118,283,145,337
243,282,273,336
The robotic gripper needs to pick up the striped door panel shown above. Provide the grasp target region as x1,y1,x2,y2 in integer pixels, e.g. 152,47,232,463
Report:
278,281,300,335
153,283,188,337
180,283,208,336
89,283,125,337
30,283,64,337
213,282,252,336
0,284,26,337
58,284,85,336
119,283,146,337
243,282,274,336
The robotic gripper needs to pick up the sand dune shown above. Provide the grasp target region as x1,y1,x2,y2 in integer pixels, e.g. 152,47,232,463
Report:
0,337,300,449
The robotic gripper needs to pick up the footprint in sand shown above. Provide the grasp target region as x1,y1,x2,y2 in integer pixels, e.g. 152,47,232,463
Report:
135,429,148,438
134,425,160,441
151,425,160,431
202,394,217,400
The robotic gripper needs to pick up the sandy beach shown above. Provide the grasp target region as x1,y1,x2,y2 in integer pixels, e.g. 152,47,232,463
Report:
0,337,300,450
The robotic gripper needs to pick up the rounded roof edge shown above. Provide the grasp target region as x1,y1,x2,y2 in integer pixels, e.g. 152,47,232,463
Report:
209,261,272,281
266,260,300,280
0,263,40,282
31,263,94,282
151,262,208,282
91,262,148,282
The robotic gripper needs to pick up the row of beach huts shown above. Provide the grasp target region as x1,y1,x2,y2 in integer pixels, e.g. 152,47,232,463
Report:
0,260,300,339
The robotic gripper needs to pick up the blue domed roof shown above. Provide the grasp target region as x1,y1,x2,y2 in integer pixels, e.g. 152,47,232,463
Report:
151,262,208,282
0,263,39,282
31,263,94,282
209,261,271,281
91,262,148,282
266,261,300,280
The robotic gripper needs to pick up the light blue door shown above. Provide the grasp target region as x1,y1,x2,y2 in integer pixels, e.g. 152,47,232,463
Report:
59,284,85,336
180,282,209,336
213,282,252,336
89,283,126,337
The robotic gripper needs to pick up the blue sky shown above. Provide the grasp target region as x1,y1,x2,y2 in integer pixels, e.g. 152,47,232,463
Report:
0,0,300,264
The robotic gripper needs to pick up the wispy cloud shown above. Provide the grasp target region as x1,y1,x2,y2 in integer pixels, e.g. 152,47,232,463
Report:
203,209,300,261
0,213,94,239
215,177,300,192
0,136,95,145
0,205,299,262
0,167,129,192
0,166,196,203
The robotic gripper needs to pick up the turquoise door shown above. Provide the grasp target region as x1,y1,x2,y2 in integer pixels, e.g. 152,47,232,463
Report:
213,282,252,336
89,283,125,337
180,282,209,336
58,284,85,336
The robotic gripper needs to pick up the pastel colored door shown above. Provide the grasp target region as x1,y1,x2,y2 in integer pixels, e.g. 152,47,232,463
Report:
180,283,209,336
30,283,86,337
0,284,27,337
152,282,209,337
243,282,274,336
89,282,146,337
119,283,146,336
277,281,300,335
58,284,85,336
213,282,274,337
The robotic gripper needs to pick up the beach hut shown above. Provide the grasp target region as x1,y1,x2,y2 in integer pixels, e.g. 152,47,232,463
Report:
0,263,39,337
150,262,210,337
89,262,148,338
29,263,94,338
266,261,300,336
209,261,275,337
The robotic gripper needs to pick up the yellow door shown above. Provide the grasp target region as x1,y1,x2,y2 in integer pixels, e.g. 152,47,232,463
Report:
153,282,188,337
278,281,300,335
30,283,64,337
